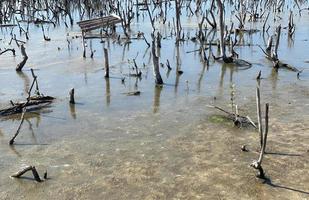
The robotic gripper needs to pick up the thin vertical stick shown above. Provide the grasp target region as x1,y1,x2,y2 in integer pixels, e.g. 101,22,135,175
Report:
82,31,86,58
251,103,269,179
256,87,263,149
263,103,269,153
257,103,269,165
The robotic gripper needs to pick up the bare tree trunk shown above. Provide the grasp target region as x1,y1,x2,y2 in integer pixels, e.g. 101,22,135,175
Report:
152,38,163,85
216,0,226,59
175,0,181,43
272,25,281,60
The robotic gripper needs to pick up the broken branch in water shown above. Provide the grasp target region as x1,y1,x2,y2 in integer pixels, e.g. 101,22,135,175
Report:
207,105,256,128
11,165,43,182
123,91,141,96
0,48,16,56
259,25,301,72
0,69,55,117
9,108,26,145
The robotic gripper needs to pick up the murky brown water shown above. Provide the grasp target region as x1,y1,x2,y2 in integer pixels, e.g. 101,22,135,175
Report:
0,2,309,200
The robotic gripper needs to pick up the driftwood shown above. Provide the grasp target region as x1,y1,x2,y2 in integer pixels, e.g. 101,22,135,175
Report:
9,109,26,145
124,91,141,96
11,166,42,182
207,105,256,128
0,99,53,117
0,69,55,116
0,48,16,56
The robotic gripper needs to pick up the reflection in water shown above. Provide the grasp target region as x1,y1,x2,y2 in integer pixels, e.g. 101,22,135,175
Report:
287,35,294,48
174,45,181,94
31,112,41,128
84,68,88,85
197,63,206,93
105,77,111,106
218,64,226,96
166,68,171,79
134,77,139,91
9,145,22,157
219,64,226,89
70,103,77,119
229,64,235,83
270,68,279,90
217,63,237,98
153,85,163,113
16,71,30,95
122,41,130,61
26,118,38,144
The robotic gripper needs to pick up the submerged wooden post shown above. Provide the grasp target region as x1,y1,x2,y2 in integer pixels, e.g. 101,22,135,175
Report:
104,48,109,78
69,88,75,104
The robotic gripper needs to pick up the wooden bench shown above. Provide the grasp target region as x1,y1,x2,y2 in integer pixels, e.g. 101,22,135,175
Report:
77,15,122,57
77,14,122,33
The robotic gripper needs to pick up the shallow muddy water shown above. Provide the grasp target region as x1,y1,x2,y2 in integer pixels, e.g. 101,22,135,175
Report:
0,1,309,199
